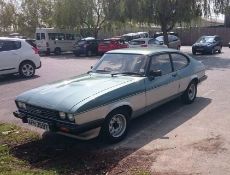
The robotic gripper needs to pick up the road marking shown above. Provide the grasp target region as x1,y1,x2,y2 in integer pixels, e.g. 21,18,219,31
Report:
202,90,215,97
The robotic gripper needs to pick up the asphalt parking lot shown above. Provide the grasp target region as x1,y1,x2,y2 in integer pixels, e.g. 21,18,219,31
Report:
1,46,230,174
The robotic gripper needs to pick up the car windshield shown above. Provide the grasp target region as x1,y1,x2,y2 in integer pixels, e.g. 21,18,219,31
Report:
197,36,215,43
77,40,87,45
92,53,148,76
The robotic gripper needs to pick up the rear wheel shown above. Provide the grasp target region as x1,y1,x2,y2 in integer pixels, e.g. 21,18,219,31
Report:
19,61,35,78
86,50,92,57
54,48,61,55
182,81,197,104
218,46,222,53
100,109,129,143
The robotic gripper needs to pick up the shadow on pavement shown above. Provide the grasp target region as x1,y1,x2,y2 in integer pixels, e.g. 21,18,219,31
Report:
10,97,211,174
187,52,230,70
0,75,40,86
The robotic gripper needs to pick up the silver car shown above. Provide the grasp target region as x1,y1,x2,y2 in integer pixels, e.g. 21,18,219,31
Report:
155,35,181,50
14,48,207,143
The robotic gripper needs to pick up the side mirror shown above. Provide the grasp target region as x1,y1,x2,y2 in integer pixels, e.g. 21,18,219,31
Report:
149,70,162,78
90,66,93,69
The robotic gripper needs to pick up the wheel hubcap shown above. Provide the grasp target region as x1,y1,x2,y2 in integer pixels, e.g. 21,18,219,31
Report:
109,114,126,138
22,64,34,77
188,84,196,100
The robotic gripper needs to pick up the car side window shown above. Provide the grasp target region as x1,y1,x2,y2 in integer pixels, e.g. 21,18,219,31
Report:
171,53,189,71
149,54,172,75
0,40,21,52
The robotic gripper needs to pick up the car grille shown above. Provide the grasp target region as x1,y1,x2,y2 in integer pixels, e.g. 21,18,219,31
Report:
25,105,58,119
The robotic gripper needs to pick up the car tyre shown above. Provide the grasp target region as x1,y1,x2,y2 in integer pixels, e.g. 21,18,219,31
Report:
86,50,92,57
54,48,61,55
182,81,197,104
100,109,129,143
218,47,222,53
211,48,215,55
19,61,35,78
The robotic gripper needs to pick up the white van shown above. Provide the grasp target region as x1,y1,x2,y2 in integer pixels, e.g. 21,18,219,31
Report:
35,28,81,55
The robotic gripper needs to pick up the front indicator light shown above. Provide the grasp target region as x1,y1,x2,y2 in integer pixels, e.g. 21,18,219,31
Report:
59,112,66,119
17,102,26,109
67,114,75,122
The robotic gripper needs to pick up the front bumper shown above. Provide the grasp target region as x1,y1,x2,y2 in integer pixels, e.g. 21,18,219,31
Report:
193,46,212,53
13,110,104,135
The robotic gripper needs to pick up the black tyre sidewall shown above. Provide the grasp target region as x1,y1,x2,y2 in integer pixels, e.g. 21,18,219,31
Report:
182,81,197,104
100,109,129,143
19,62,35,78
54,48,61,55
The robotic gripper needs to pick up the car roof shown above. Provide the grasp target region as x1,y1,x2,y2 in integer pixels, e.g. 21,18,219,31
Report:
131,38,153,42
107,47,179,55
0,37,25,41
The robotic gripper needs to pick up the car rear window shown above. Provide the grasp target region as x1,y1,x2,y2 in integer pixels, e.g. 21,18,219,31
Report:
129,40,145,45
26,40,36,48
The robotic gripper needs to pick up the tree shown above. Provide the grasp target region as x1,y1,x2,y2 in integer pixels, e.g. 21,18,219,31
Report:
17,0,54,37
53,0,113,38
115,0,203,45
0,0,17,34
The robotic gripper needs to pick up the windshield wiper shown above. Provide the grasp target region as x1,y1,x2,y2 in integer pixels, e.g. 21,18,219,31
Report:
111,72,143,77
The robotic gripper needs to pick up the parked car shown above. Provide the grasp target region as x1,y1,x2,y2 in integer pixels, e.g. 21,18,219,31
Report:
128,38,167,48
155,35,181,50
14,47,207,143
156,35,181,50
73,37,100,56
136,32,149,38
153,31,178,38
122,33,141,42
0,37,41,78
98,38,128,55
192,35,222,55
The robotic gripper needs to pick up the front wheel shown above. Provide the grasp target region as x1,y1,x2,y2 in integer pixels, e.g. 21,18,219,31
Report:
86,50,92,57
218,46,222,53
100,109,129,143
182,81,197,104
19,61,35,78
211,48,215,55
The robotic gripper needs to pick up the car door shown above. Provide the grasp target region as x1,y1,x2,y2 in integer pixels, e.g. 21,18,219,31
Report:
145,53,180,109
0,40,21,75
170,53,190,93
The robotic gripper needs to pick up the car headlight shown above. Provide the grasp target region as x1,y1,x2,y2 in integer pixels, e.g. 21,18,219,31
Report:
59,112,66,119
17,101,26,109
67,114,75,122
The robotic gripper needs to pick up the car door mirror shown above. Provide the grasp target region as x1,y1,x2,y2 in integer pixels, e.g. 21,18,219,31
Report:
149,70,162,78
90,65,93,69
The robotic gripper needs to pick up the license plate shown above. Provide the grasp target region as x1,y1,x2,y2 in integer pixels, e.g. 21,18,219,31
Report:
28,118,50,131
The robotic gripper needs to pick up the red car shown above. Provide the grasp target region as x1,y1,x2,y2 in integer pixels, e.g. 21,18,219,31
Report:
98,38,128,55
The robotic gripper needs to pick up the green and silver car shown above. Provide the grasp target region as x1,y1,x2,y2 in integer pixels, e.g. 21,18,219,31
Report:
14,47,207,143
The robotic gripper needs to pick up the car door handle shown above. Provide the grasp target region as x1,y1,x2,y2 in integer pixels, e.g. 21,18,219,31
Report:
172,73,177,77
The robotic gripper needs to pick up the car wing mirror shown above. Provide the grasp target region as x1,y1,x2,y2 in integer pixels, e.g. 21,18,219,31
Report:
149,70,162,79
90,66,93,69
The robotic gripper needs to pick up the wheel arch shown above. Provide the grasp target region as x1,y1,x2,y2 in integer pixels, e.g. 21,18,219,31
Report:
106,104,133,120
19,60,35,69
